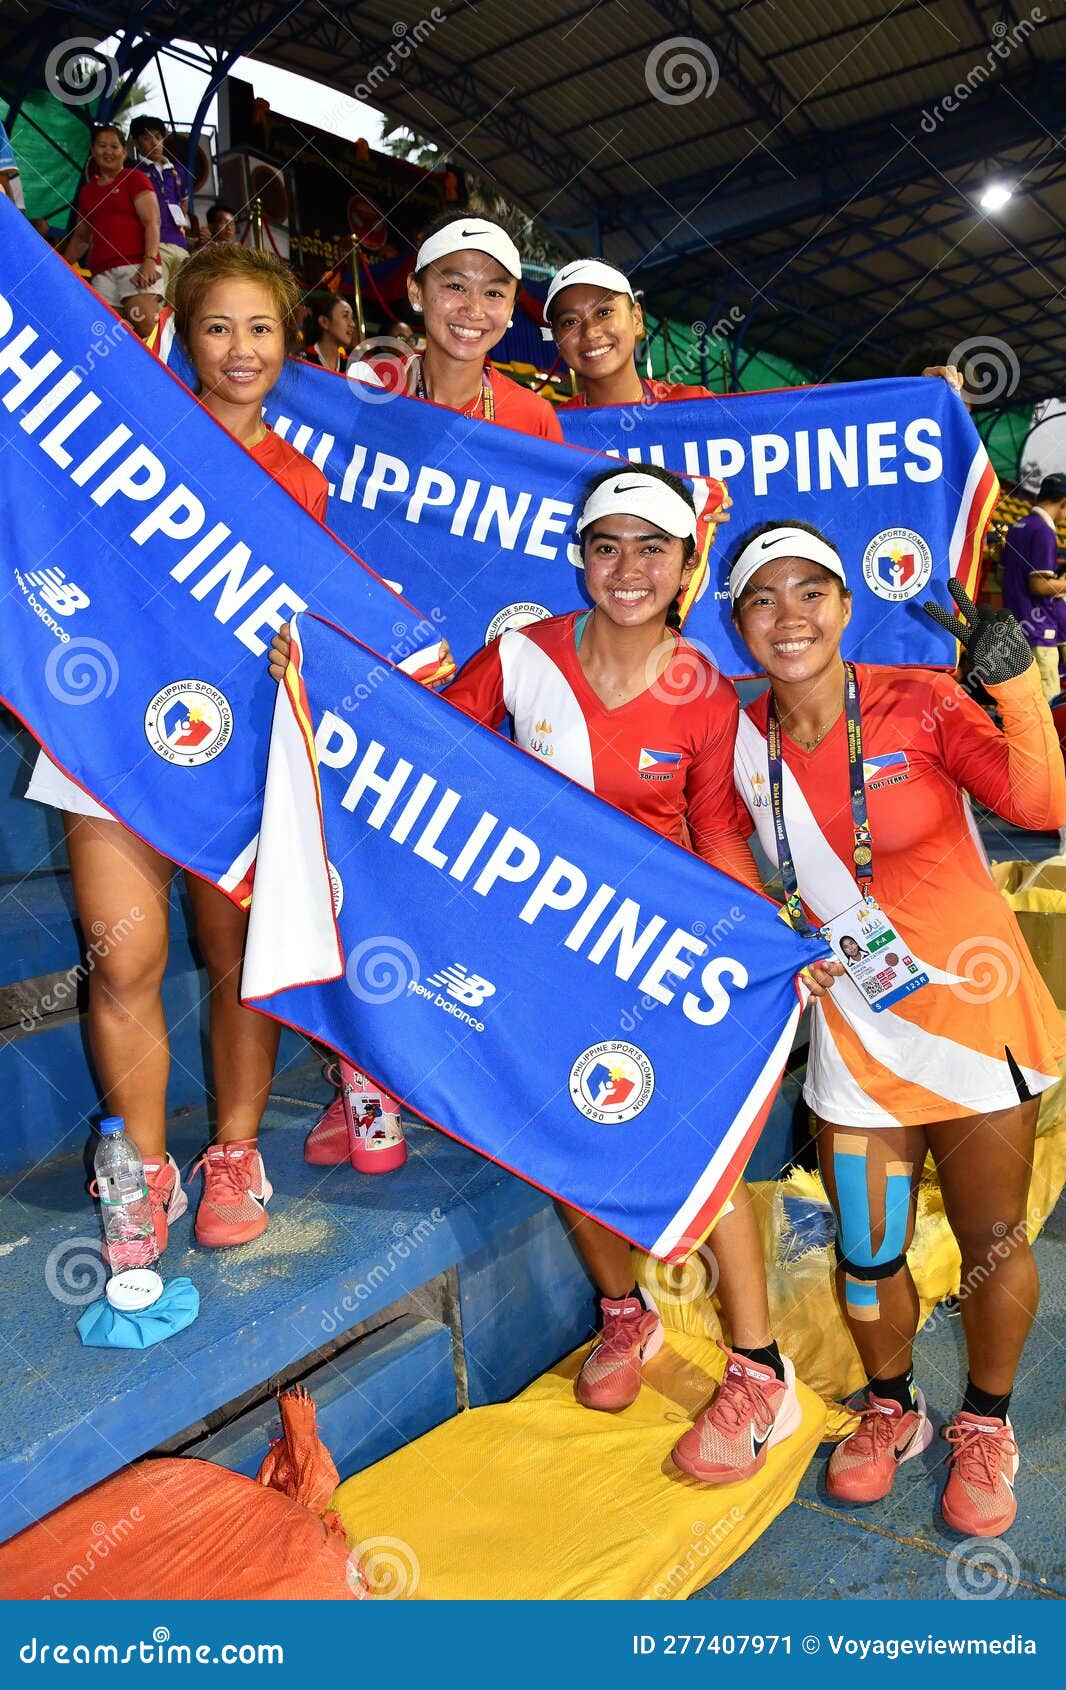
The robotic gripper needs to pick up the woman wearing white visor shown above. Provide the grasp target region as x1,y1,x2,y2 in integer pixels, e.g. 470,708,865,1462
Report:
403,209,562,440
441,467,839,1481
728,521,1066,1537
544,259,712,411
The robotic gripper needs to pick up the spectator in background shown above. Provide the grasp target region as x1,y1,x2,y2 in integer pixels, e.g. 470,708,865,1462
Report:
59,124,162,340
205,202,238,244
999,473,1066,701
0,115,24,208
392,319,422,349
128,115,190,302
304,291,356,371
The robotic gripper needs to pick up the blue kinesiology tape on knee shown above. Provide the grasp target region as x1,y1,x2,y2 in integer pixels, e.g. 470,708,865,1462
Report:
844,1276,879,1321
873,1160,912,1266
832,1135,873,1262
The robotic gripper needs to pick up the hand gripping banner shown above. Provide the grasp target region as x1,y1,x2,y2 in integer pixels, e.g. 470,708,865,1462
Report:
158,318,996,676
0,203,447,900
242,614,828,1260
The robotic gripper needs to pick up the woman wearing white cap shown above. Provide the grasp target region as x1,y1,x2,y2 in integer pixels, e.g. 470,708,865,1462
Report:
439,466,839,1482
402,208,563,440
728,520,1066,1538
544,259,712,411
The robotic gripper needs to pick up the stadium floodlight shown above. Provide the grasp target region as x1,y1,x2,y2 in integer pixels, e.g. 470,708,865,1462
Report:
978,181,1014,212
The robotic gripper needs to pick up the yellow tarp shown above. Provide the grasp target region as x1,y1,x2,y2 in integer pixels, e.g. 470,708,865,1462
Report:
334,1329,826,1600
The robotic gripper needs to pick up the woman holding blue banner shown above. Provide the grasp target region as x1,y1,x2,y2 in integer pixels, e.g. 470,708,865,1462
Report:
26,243,329,1256
728,522,1066,1538
432,467,838,1484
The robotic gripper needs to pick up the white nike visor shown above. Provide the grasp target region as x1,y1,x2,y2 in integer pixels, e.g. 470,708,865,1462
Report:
544,259,635,322
728,526,846,606
415,219,523,280
577,471,697,542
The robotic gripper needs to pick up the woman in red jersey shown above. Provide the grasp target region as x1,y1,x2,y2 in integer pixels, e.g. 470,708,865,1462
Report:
404,210,563,440
26,245,329,1256
728,520,1066,1538
545,259,712,410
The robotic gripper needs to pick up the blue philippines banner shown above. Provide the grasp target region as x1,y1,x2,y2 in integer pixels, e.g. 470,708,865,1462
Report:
159,320,996,676
242,614,829,1260
560,382,998,672
0,203,446,900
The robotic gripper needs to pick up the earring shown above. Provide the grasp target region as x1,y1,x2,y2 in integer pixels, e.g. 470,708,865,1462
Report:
507,318,513,328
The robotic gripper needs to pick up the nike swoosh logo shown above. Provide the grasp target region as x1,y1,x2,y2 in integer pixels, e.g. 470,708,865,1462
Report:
761,533,792,548
751,1422,774,1459
892,1421,923,1461
461,226,488,237
612,478,652,494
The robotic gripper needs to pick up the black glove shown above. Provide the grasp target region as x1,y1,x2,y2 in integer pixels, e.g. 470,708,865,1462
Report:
922,577,1034,685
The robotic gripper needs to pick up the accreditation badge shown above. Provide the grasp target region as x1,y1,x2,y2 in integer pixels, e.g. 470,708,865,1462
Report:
820,898,930,1013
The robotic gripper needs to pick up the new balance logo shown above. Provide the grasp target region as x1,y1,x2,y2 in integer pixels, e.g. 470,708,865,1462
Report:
21,568,91,617
426,963,497,1008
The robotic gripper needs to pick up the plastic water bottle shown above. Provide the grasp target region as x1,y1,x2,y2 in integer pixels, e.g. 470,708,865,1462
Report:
94,1116,158,1271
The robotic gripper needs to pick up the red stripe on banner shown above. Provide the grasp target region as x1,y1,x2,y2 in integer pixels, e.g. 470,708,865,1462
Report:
957,451,1000,602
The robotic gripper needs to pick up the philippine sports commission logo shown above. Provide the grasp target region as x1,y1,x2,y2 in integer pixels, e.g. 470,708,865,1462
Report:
144,680,233,766
484,602,552,643
862,528,933,601
569,1041,655,1124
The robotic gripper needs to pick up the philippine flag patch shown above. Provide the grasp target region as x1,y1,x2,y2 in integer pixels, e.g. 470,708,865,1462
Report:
862,751,908,781
638,748,682,772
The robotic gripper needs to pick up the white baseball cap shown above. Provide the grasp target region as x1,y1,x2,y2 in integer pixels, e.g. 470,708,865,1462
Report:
728,526,846,606
577,471,697,542
415,219,523,280
544,259,635,323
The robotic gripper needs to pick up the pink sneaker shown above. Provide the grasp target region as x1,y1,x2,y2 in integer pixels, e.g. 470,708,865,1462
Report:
672,1344,802,1483
941,1413,1019,1538
142,1154,188,1255
576,1294,663,1411
193,1140,272,1247
304,1064,349,1166
826,1389,932,1504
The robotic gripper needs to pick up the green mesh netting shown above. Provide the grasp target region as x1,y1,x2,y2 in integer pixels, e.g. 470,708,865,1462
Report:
2,89,93,224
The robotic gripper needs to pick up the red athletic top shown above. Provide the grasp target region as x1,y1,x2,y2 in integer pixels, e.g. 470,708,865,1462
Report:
559,379,713,410
77,168,155,274
734,662,1066,1125
445,610,760,889
406,357,563,441
251,429,329,522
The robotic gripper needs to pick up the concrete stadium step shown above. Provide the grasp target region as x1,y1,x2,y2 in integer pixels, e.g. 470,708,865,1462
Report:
0,1082,594,1543
0,873,201,991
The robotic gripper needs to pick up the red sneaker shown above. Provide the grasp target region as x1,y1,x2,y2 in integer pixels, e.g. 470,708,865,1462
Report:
826,1388,932,1504
142,1154,188,1255
576,1295,663,1411
303,1065,349,1166
672,1344,802,1484
193,1140,272,1247
941,1413,1018,1538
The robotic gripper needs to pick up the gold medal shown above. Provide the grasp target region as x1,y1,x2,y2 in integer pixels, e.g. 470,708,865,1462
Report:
853,844,872,867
